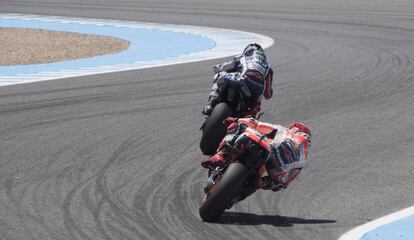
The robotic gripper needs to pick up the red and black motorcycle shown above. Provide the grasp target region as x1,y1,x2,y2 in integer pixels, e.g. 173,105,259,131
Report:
199,126,302,222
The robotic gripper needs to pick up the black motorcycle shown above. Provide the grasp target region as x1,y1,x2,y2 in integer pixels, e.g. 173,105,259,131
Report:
200,77,257,155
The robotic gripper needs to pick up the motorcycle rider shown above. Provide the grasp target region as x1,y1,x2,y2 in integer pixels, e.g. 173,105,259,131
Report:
201,117,311,192
202,43,274,116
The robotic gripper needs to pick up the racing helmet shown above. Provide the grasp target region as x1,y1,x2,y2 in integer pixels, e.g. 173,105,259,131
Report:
289,122,311,138
243,43,264,56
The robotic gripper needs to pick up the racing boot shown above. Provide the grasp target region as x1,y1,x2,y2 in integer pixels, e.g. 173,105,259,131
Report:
201,152,225,168
202,96,218,116
259,176,286,192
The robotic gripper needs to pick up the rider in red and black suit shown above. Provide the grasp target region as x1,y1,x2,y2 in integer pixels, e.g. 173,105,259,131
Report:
201,117,311,192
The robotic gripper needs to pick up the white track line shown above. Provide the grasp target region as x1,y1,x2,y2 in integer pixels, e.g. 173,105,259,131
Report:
0,13,274,86
338,205,414,240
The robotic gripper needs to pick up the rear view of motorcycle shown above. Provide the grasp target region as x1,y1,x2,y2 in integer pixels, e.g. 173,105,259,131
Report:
199,77,258,155
199,127,272,222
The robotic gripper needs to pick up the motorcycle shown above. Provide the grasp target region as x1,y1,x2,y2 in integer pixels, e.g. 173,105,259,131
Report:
200,76,259,155
199,125,302,222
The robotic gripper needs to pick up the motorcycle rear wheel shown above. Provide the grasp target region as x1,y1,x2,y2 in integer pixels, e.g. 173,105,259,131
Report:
199,162,248,222
200,102,232,155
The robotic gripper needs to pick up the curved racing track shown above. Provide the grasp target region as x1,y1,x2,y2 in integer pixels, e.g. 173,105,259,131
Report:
1,0,414,239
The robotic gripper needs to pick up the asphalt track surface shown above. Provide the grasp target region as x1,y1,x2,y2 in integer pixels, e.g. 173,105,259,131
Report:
1,1,414,239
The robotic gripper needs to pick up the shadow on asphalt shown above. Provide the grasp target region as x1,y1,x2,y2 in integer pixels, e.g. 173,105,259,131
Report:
216,212,337,227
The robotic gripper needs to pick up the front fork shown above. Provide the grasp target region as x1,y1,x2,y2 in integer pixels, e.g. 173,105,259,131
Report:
203,166,224,193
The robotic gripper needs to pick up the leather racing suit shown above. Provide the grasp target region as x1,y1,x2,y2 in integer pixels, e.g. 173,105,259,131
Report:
204,49,273,115
201,118,311,192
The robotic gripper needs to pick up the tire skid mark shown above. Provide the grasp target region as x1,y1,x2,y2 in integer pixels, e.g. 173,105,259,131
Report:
81,117,188,239
94,140,155,239
134,141,208,239
63,177,97,240
0,102,196,137
160,169,220,239
340,42,414,106
60,141,145,239
0,88,203,114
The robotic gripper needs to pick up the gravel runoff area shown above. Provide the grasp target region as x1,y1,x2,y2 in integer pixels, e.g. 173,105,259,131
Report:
0,27,130,66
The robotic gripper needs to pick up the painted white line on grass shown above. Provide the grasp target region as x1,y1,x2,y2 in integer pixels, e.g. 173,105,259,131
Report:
338,205,414,240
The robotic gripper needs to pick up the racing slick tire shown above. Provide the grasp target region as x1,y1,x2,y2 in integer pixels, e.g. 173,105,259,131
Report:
199,162,248,222
200,103,232,155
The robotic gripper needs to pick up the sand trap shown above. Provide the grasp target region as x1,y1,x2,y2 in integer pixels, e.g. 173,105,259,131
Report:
0,27,130,66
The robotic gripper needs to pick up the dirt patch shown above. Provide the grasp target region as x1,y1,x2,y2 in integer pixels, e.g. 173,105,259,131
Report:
0,27,130,66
